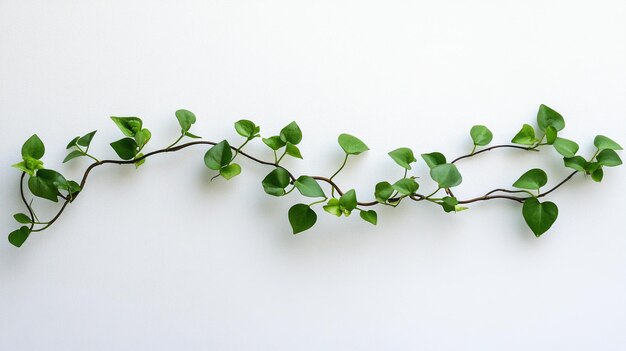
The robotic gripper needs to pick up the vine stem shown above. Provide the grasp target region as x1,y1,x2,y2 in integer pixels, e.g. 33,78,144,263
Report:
451,144,538,164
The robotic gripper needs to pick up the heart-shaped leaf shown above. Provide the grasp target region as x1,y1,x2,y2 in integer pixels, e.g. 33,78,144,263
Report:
522,198,558,237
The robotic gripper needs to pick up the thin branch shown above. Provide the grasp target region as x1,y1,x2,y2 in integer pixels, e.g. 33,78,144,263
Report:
451,144,538,164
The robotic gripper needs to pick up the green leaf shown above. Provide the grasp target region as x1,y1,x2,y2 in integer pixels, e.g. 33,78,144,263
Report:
470,125,493,146
12,159,43,176
262,168,291,196
175,109,196,133
262,136,286,150
392,178,419,195
21,134,45,160
563,156,587,172
593,135,622,150
596,149,622,167
184,131,202,139
8,226,31,248
591,167,603,182
234,119,259,139
360,210,377,225
545,126,557,145
134,153,146,168
63,150,84,163
512,168,548,190
66,180,81,197
339,189,357,211
135,129,151,148
338,134,369,155
388,147,417,170
28,174,59,202
430,163,463,188
220,163,242,179
77,130,97,147
421,152,447,169
288,204,317,234
522,197,558,237
440,196,458,213
374,181,394,203
537,104,565,132
66,136,79,149
323,198,342,217
204,140,232,170
511,124,537,145
110,138,138,160
13,213,32,224
38,169,68,190
585,162,601,175
280,121,303,145
552,137,579,158
111,117,143,137
285,142,303,159
294,176,325,198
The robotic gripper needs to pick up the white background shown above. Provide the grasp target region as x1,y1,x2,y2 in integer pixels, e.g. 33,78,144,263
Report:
1,1,625,350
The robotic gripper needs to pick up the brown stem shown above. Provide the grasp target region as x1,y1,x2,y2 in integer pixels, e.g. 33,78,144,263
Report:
451,144,538,164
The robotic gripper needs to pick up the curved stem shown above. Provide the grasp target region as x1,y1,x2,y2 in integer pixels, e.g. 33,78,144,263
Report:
451,144,538,164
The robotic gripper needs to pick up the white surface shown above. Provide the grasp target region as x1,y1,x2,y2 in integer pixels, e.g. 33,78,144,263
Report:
1,1,625,350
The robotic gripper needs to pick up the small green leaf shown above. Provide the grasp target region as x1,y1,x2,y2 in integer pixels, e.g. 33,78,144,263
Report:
511,124,537,145
280,121,303,145
8,226,31,248
285,142,303,159
21,134,45,160
338,134,369,155
545,126,557,145
585,162,601,175
77,130,97,147
323,198,342,217
12,158,43,176
110,138,139,160
288,204,317,234
552,137,579,158
430,163,463,188
359,210,377,225
220,163,242,179
63,150,84,163
135,129,151,148
596,149,622,167
591,167,603,182
66,180,81,197
262,136,286,150
66,136,79,149
339,189,357,211
184,131,202,139
28,174,59,202
512,168,548,190
175,109,196,133
537,104,565,132
392,178,419,195
374,181,394,203
593,135,622,150
440,196,459,213
470,125,493,146
262,168,291,196
234,119,259,139
421,152,447,169
111,117,143,137
388,147,417,170
13,213,31,224
134,153,146,168
522,197,558,237
294,176,325,198
204,140,232,170
563,156,587,171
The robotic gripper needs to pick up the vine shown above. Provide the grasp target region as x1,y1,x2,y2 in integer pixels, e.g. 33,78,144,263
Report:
8,104,623,247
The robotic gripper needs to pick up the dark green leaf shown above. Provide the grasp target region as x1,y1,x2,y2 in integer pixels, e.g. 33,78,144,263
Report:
563,156,587,172
537,104,565,132
339,189,357,211
512,168,548,190
596,149,622,167
110,138,138,160
66,136,79,149
262,136,286,150
591,167,603,182
374,181,394,203
511,124,537,145
280,121,303,145
8,226,31,248
430,163,463,188
234,119,258,139
360,210,377,225
175,109,196,133
388,147,417,170
545,126,557,145
323,198,342,217
135,129,151,148
392,178,419,195
204,140,232,170
288,204,317,234
294,176,325,198
21,134,45,160
13,213,31,224
184,131,202,139
28,174,59,202
77,130,97,147
220,163,241,179
285,142,303,159
262,168,291,196
63,150,84,163
421,152,447,169
111,116,143,137
470,125,493,146
338,133,369,155
66,180,81,197
440,196,458,213
552,137,579,158
522,197,558,237
594,135,622,150
37,169,68,190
